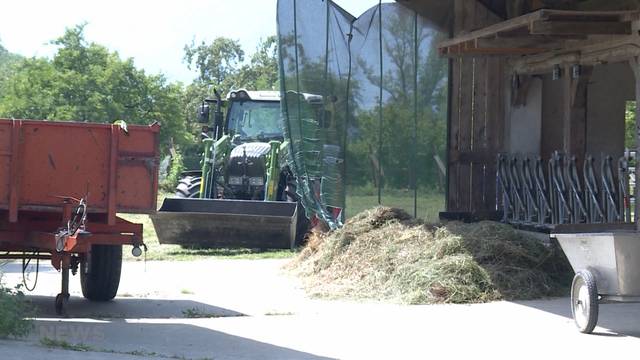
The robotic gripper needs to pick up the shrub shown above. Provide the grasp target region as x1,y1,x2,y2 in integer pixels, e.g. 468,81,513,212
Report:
0,282,34,338
160,151,184,192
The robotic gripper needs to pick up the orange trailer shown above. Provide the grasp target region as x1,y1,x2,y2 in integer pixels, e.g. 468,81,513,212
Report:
0,118,159,314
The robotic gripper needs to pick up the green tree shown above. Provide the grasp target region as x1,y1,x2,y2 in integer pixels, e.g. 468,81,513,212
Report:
184,37,244,88
0,41,22,70
235,36,279,90
0,41,23,98
0,24,194,155
183,36,279,92
625,101,636,149
351,11,448,191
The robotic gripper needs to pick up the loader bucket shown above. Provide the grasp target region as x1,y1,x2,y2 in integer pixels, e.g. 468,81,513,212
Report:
150,198,298,249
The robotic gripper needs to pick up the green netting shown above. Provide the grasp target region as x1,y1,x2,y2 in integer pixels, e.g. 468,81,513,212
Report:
277,0,448,228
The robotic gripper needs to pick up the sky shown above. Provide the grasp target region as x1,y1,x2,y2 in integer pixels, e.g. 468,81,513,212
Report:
0,0,385,84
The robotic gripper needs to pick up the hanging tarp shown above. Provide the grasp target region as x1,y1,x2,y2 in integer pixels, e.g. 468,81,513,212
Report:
277,0,449,229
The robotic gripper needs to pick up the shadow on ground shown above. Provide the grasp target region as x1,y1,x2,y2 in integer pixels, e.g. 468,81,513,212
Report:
22,295,335,359
514,297,640,338
27,319,335,360
28,295,245,319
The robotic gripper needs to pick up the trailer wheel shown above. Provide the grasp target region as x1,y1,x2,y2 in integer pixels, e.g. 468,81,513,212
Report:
571,270,599,334
55,293,69,316
81,245,122,301
282,177,310,246
175,176,201,198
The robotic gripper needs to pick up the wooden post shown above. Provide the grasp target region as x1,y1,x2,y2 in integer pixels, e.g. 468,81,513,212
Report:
562,64,592,165
447,0,505,215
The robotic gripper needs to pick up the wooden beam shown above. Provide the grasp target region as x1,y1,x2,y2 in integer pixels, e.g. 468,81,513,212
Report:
543,9,640,21
443,46,546,56
541,9,640,20
530,20,632,35
476,37,557,48
438,9,639,56
562,65,592,164
511,40,640,74
511,75,533,107
439,10,547,48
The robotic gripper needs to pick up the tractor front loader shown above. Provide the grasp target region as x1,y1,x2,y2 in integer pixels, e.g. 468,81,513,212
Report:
151,89,310,249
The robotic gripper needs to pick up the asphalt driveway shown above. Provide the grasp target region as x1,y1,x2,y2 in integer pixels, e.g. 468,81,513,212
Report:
1,259,639,359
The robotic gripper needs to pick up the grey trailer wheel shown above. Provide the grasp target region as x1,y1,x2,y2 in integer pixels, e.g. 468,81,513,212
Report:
571,270,599,334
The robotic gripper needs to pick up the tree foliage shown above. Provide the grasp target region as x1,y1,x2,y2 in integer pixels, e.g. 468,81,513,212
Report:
183,36,279,98
184,37,245,87
0,24,193,154
349,14,448,191
626,101,636,149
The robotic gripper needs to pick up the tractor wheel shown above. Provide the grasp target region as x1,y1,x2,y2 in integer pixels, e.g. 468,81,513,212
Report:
294,202,311,246
283,178,310,246
80,245,122,301
175,176,202,198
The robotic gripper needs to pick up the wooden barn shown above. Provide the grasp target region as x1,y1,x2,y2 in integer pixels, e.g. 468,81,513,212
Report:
399,0,640,228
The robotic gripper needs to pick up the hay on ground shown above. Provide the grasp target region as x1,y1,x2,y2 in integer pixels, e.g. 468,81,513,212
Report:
290,207,572,304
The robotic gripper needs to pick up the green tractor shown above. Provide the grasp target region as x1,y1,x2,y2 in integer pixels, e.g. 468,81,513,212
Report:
151,89,314,249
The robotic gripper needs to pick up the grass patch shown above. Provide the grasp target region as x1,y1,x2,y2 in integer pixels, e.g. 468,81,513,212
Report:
181,307,245,319
0,283,34,338
264,311,295,316
346,188,444,223
180,288,194,295
40,337,210,359
290,207,572,304
88,312,126,319
181,307,246,319
40,338,93,352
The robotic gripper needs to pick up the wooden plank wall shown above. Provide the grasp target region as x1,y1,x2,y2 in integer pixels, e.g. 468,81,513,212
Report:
447,0,505,214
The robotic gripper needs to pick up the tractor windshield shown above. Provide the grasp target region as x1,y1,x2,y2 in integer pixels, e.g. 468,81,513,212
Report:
227,101,283,141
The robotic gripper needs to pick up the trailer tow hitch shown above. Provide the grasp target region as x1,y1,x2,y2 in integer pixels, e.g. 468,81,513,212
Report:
53,197,88,315
55,198,89,252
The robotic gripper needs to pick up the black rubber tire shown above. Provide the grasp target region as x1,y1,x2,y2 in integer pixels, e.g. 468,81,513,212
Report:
175,176,202,198
283,178,310,247
55,293,65,316
571,270,599,334
294,202,311,246
81,245,122,301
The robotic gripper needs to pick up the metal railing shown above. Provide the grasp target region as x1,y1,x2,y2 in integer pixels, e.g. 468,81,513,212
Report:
497,151,635,226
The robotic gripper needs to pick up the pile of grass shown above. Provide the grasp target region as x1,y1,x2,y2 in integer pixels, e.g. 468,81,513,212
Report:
291,207,572,304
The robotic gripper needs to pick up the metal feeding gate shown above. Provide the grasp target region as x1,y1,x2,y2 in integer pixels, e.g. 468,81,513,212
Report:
0,119,159,314
497,151,635,227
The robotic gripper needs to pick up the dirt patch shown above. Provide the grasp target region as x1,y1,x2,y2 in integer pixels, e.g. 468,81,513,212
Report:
290,207,572,304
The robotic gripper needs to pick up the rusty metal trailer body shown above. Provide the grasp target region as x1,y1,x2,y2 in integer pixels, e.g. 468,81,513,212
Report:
0,118,159,313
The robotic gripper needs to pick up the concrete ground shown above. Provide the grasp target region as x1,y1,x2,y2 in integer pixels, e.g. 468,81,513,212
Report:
1,258,640,360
